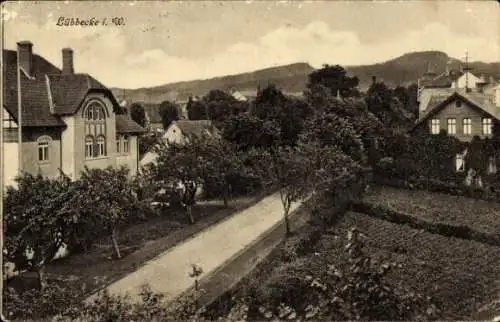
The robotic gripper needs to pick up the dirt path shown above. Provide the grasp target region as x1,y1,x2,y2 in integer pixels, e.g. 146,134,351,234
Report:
87,192,302,303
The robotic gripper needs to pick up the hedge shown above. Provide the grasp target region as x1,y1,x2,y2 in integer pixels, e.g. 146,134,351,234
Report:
372,175,500,203
351,201,500,247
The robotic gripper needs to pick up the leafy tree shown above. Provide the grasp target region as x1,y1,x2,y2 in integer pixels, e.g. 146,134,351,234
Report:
196,137,244,207
253,84,288,120
307,64,360,98
138,132,162,158
187,97,208,120
222,113,281,151
74,166,140,259
202,90,248,127
130,103,147,128
3,172,75,290
159,100,180,130
148,137,213,223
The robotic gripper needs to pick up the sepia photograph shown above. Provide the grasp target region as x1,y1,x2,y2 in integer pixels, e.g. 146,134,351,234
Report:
0,0,499,320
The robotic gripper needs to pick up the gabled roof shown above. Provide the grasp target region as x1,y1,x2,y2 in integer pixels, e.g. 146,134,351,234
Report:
169,120,219,138
415,90,500,127
116,114,147,134
3,49,125,126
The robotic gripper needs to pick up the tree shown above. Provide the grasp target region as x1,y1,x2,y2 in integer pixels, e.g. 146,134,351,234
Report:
159,100,180,130
266,145,311,235
74,166,139,259
148,137,213,223
3,172,76,290
222,113,281,151
202,90,247,127
130,103,147,128
307,64,359,98
201,138,244,207
186,97,208,120
253,84,288,120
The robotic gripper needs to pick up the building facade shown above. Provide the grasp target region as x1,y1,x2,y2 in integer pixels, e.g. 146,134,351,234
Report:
2,41,146,188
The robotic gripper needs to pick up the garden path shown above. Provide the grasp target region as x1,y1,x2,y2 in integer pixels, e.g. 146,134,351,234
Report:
87,192,303,303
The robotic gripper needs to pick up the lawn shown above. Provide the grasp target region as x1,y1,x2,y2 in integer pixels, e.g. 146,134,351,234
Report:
210,210,500,320
7,191,271,300
363,186,500,235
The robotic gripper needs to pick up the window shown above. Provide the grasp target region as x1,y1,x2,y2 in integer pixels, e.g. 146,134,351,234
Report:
455,153,465,172
482,118,492,135
431,119,440,134
123,135,129,153
37,136,50,162
456,101,462,108
85,136,94,158
487,157,497,174
116,135,121,153
3,108,18,129
463,118,472,135
83,100,107,159
447,118,456,135
97,136,106,157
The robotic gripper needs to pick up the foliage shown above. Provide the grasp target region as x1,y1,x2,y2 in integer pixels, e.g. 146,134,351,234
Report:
159,100,180,129
202,89,248,127
307,64,360,98
130,103,147,128
148,136,215,223
222,113,281,151
187,96,208,120
139,132,162,158
240,227,437,321
3,172,76,290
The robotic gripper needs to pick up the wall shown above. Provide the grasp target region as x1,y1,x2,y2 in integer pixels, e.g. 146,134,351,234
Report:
163,123,185,144
452,72,480,89
61,116,76,179
3,142,19,188
116,135,139,176
20,127,62,180
426,98,493,142
75,93,117,178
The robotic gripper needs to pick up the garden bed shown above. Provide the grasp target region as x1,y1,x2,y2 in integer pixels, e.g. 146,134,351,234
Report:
206,211,500,320
363,186,500,235
6,191,271,301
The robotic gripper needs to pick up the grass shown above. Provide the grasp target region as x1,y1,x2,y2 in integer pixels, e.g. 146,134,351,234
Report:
363,186,500,235
211,208,500,320
17,191,272,299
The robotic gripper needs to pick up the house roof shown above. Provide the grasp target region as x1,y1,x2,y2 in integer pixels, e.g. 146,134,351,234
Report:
170,120,219,138
2,48,133,128
116,114,147,134
415,89,500,127
419,70,463,88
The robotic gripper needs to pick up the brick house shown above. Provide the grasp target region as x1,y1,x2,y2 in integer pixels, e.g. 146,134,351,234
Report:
2,41,146,188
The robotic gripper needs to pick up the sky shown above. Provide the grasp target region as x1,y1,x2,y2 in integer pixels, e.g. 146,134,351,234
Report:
2,0,499,89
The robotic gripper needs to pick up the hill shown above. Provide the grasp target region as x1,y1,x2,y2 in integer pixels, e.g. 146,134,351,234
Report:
111,51,500,103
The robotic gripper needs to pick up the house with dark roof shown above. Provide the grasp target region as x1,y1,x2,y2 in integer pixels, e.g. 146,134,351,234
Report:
139,120,220,168
2,41,146,187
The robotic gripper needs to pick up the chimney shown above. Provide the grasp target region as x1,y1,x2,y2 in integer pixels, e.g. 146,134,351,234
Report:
17,41,33,76
62,48,74,74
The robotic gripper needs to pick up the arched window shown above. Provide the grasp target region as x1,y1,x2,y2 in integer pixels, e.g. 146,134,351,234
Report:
37,136,51,162
83,100,107,158
97,135,106,157
85,136,94,159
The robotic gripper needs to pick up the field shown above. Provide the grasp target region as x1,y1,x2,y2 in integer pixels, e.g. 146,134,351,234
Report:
217,209,500,320
363,186,500,235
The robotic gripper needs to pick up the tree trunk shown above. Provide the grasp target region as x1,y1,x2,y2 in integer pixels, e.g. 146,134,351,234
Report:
223,184,229,208
36,265,47,291
111,228,122,259
284,205,291,236
186,205,195,224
